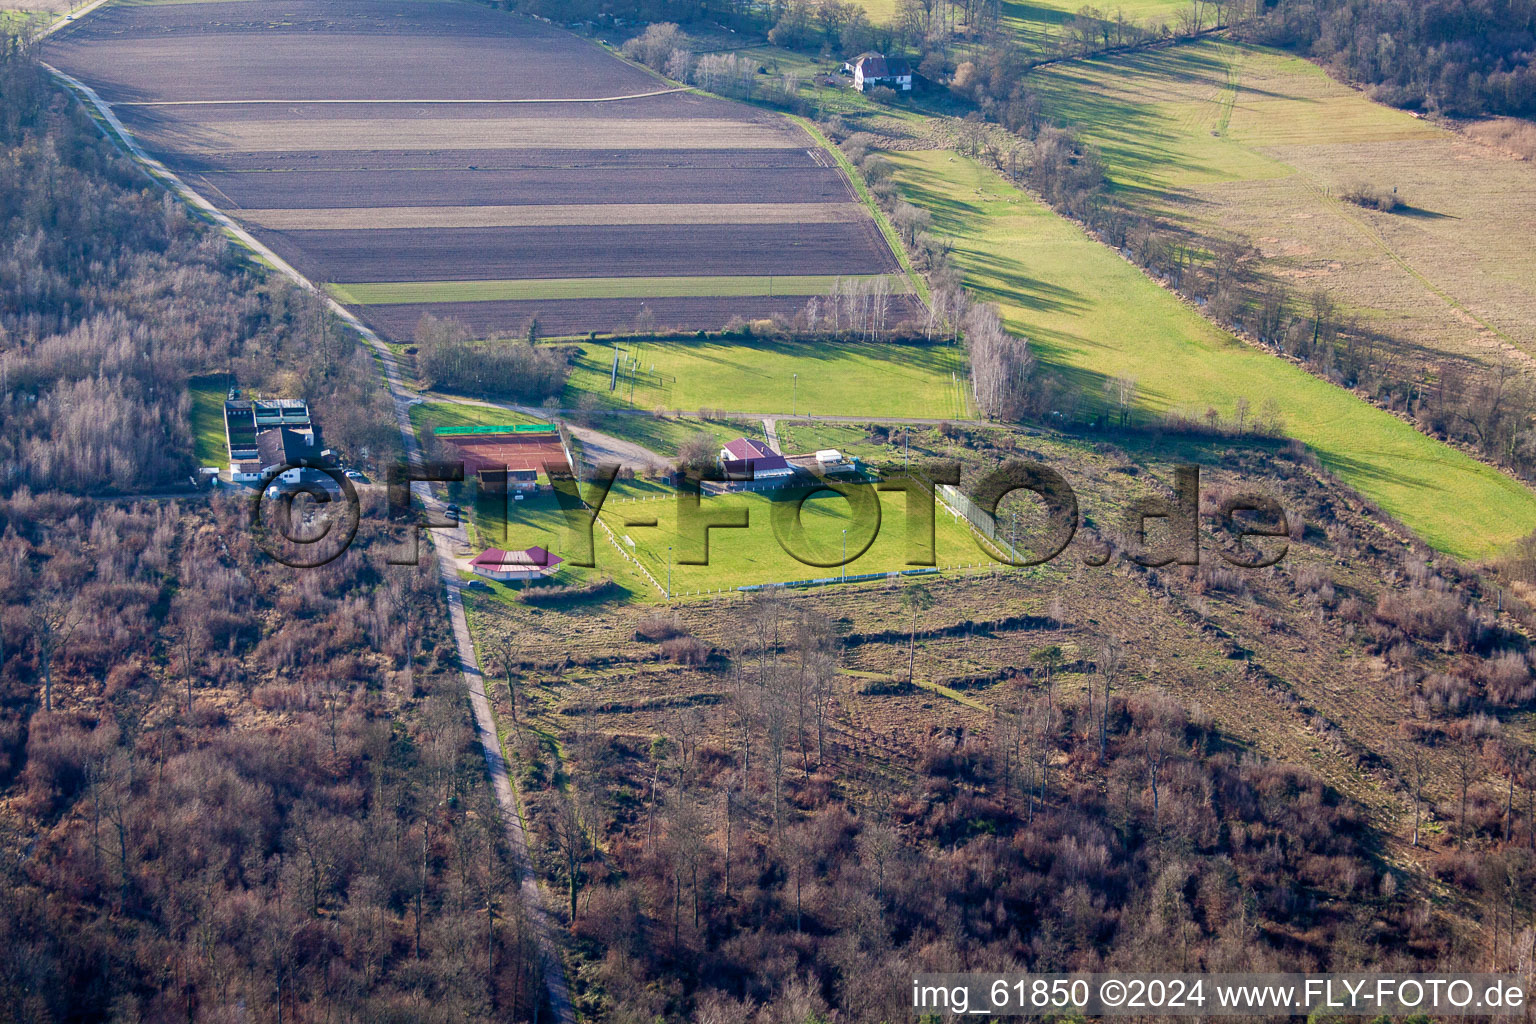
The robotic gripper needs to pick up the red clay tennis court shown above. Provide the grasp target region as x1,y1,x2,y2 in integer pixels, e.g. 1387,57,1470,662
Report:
433,426,572,479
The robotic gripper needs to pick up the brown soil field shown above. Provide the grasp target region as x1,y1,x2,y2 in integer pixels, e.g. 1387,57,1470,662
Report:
187,159,854,209
43,0,915,336
127,116,804,155
259,222,901,283
239,202,871,230
43,0,655,101
112,92,737,121
361,294,927,338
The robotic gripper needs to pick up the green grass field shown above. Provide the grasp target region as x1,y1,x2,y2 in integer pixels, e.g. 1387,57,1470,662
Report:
886,149,1536,559
598,481,992,593
1027,40,1438,202
836,0,1189,45
188,375,230,468
0,9,41,31
456,490,661,605
563,336,972,420
999,0,1193,44
449,479,997,598
329,274,911,306
407,400,546,437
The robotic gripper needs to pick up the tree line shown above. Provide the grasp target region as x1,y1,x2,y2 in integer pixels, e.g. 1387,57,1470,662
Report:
412,313,572,402
507,577,1530,1021
1243,0,1536,118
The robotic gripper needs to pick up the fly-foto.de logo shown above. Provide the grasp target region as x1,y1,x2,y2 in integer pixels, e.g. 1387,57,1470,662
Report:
251,458,1291,573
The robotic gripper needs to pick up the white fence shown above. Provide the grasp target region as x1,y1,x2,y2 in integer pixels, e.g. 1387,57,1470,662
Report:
935,483,1025,563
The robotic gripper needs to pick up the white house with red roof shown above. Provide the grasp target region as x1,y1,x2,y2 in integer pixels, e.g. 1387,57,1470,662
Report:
852,53,912,92
719,437,794,481
469,546,563,583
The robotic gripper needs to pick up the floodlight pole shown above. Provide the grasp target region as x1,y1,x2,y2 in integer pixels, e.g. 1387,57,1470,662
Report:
667,545,673,601
792,373,798,416
842,529,847,582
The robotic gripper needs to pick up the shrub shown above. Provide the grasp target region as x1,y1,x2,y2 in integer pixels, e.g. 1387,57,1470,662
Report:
660,636,709,665
1341,182,1403,212
635,611,686,641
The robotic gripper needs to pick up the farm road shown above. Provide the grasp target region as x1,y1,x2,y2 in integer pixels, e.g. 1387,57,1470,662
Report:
45,59,577,1024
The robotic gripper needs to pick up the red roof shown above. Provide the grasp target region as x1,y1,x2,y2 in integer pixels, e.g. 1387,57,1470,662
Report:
856,54,911,78
470,546,562,570
721,436,790,474
722,437,776,461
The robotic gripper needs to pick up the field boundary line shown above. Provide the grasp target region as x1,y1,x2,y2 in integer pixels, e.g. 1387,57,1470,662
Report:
244,201,872,231
597,516,668,598
789,113,932,307
44,58,578,1024
565,35,930,308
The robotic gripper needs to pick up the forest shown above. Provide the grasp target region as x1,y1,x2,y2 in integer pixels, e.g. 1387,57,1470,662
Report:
0,43,396,495
0,40,546,1022
1248,0,1536,118
492,433,1536,1020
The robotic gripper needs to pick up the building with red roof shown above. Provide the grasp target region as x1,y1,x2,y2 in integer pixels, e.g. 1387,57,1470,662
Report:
469,546,564,583
719,437,793,481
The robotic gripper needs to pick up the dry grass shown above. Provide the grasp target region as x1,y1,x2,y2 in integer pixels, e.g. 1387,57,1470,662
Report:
1033,39,1536,379
240,202,870,230
1216,137,1536,362
135,116,806,154
474,441,1525,822
1,0,77,14
1463,117,1536,162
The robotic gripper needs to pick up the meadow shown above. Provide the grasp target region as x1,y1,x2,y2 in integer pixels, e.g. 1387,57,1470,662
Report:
999,0,1194,44
561,336,972,420
187,374,230,468
839,0,1193,46
1028,39,1536,381
407,400,546,436
597,481,992,594
886,148,1536,559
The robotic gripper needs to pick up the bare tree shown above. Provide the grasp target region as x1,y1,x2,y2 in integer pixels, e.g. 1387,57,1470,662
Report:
28,582,82,713
552,793,586,927
171,593,206,713
1095,639,1125,765
484,632,523,724
901,582,934,687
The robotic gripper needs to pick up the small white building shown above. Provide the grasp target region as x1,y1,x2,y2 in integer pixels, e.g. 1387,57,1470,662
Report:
815,449,844,467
